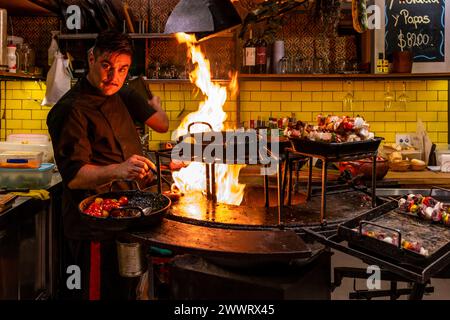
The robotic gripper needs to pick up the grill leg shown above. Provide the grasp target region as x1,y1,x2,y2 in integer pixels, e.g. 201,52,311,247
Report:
409,283,426,300
155,152,162,193
205,163,211,200
288,159,293,205
277,160,283,225
211,163,216,203
264,165,269,207
372,154,377,208
307,157,313,201
321,160,327,225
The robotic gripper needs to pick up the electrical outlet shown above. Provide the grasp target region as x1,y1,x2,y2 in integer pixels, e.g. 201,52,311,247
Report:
396,134,412,145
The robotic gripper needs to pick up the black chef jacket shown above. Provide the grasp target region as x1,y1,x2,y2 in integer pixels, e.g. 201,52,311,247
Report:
47,77,156,240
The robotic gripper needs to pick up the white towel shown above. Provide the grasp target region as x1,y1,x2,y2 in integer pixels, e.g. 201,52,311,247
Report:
440,154,450,172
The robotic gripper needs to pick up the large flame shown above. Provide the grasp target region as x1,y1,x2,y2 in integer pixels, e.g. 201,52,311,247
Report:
171,33,245,205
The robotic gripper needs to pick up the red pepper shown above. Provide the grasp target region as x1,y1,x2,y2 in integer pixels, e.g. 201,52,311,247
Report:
118,196,128,206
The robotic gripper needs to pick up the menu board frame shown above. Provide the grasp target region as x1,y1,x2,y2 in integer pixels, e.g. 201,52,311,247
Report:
373,0,450,73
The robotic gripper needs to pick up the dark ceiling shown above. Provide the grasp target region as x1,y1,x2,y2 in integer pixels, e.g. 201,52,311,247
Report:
0,0,56,16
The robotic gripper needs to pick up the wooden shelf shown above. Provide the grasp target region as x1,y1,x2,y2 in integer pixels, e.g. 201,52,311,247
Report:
144,79,231,84
58,33,234,40
239,73,450,81
0,71,45,81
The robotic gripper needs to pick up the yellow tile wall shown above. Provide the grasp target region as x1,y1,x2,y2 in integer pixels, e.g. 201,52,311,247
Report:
2,79,448,151
239,80,449,148
0,80,50,140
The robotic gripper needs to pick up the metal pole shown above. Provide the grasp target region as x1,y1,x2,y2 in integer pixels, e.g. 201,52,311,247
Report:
307,157,313,200
211,163,216,203
277,159,283,225
264,165,269,207
372,153,377,208
321,159,328,225
155,152,162,193
205,163,211,199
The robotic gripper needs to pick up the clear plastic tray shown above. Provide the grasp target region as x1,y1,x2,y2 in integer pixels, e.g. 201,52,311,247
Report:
0,151,43,169
0,163,55,189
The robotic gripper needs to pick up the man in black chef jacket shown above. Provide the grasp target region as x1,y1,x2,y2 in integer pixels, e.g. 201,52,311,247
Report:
47,31,169,300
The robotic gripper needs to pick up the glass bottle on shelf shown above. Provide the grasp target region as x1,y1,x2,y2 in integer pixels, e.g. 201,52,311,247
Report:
242,27,256,74
255,32,267,74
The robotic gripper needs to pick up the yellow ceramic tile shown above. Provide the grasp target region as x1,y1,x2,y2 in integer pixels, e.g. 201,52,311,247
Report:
12,110,31,119
7,120,22,129
302,102,322,112
427,132,438,142
240,101,260,111
438,91,448,101
405,81,427,91
363,81,385,91
152,132,172,141
438,133,448,144
322,102,343,112
292,92,312,101
21,100,42,109
417,91,438,101
375,112,396,121
281,81,301,91
5,100,21,110
428,101,448,111
32,110,49,120
12,90,32,100
322,81,343,91
251,92,271,101
6,81,22,89
352,82,364,91
406,123,418,132
261,81,281,91
369,122,385,132
170,91,184,100
261,101,280,111
438,112,448,120
381,132,396,143
271,92,292,101
374,92,387,101
164,84,181,91
405,102,427,111
385,122,406,132
417,112,437,122
301,81,322,91
164,101,180,110
357,112,374,121
427,80,448,91
363,102,384,111
312,92,333,101
250,111,271,119
354,91,375,101
22,81,44,90
31,91,45,100
22,120,42,129
332,91,346,101
240,91,251,101
294,112,313,121
224,101,237,112
240,81,261,91
396,112,416,121
427,122,448,132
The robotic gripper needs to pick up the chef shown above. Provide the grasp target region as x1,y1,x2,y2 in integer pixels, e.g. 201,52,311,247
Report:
47,31,169,300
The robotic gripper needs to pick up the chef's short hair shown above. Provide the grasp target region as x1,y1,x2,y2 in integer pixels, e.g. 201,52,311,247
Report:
92,30,134,58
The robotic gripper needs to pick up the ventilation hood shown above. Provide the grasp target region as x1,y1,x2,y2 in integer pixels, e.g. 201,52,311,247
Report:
164,0,241,41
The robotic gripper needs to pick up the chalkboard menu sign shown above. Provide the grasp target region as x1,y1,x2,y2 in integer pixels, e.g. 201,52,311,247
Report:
385,0,445,62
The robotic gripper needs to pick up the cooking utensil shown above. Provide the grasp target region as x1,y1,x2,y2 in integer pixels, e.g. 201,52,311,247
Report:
79,180,171,231
289,137,383,159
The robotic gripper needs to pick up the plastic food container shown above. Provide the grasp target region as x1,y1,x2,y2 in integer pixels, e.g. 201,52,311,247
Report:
0,163,55,189
0,142,54,163
0,151,43,169
6,133,50,145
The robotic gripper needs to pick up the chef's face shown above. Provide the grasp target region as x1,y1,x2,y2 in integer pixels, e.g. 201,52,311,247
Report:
87,50,131,96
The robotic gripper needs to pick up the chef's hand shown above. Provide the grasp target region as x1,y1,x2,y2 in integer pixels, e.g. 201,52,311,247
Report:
116,155,156,180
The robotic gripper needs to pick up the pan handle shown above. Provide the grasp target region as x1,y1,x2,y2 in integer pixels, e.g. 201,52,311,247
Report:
187,121,212,133
359,220,402,249
430,186,450,197
109,180,142,192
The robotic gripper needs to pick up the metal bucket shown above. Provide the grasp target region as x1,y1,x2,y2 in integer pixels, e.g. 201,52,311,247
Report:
116,240,146,277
